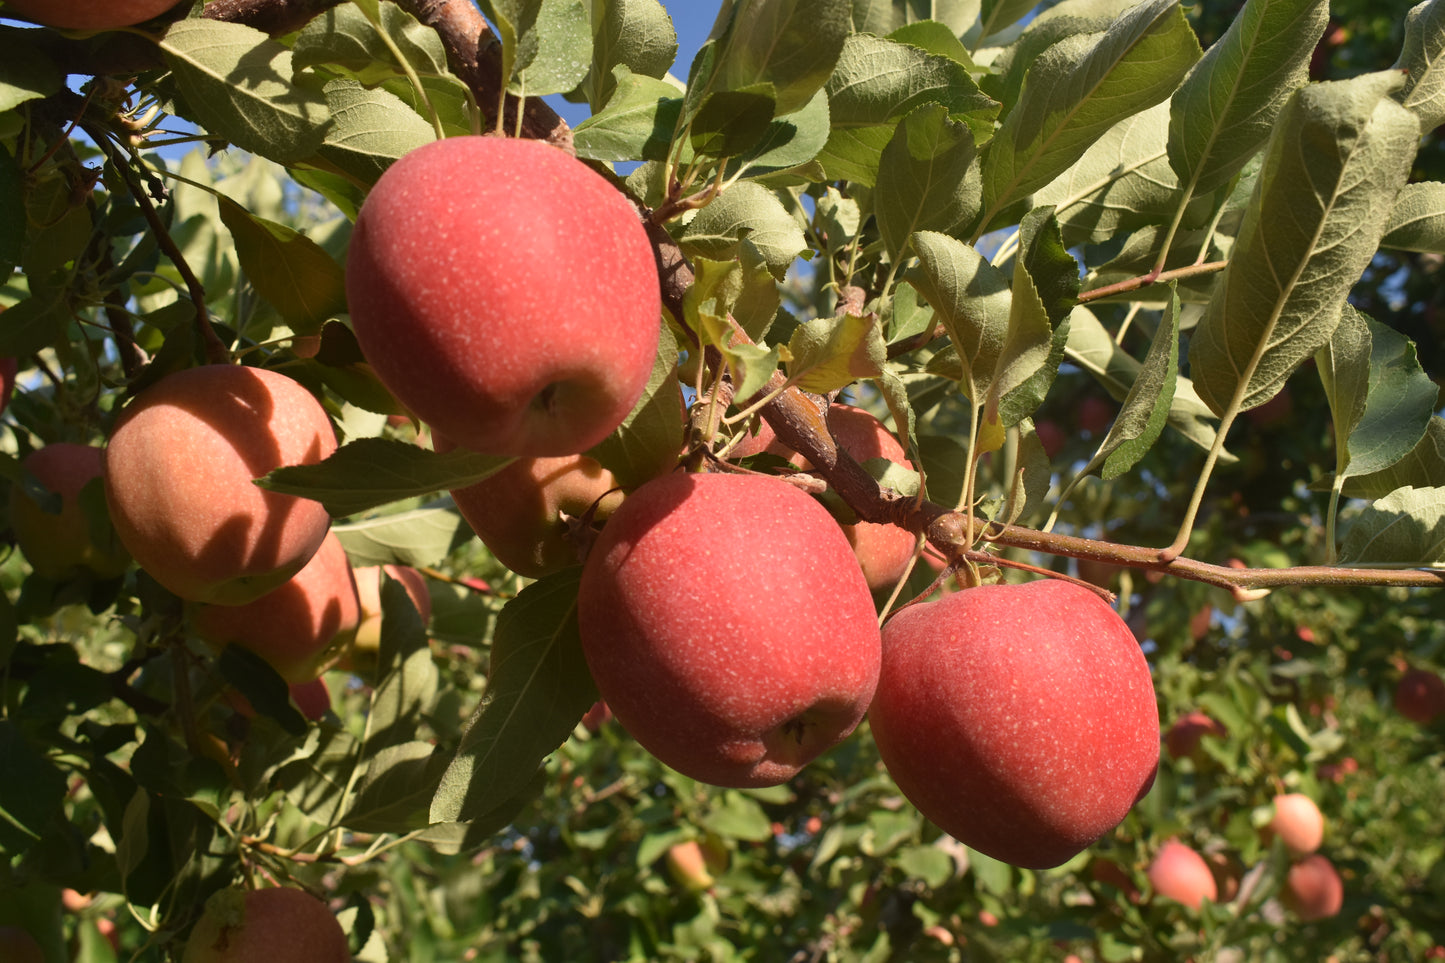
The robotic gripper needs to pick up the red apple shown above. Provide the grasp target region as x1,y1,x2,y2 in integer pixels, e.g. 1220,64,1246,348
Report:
1077,396,1114,435
665,840,715,892
104,365,336,605
9,442,131,580
1164,710,1227,761
800,405,918,592
182,887,348,963
578,472,881,788
0,356,16,414
1147,839,1217,909
194,532,360,684
0,925,44,963
2,0,183,29
1395,667,1445,724
288,677,331,721
1266,793,1324,856
345,136,661,457
580,700,612,732
868,580,1159,869
448,450,623,578
1282,854,1343,921
1033,419,1066,458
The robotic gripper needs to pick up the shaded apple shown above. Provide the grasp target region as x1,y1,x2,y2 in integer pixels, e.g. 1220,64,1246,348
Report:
447,448,623,578
578,472,881,788
1282,854,1343,921
869,580,1158,869
346,136,660,457
194,532,360,684
1395,667,1445,724
104,365,336,605
0,356,16,415
288,677,331,721
338,563,431,672
1147,839,1217,909
182,887,348,963
1266,793,1324,856
1164,710,1227,761
2,0,183,29
9,442,131,580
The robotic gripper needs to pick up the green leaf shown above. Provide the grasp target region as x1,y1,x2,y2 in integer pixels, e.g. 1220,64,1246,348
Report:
1337,312,1436,480
258,438,513,517
573,67,682,162
311,78,441,187
982,0,1138,115
0,146,20,284
1095,287,1180,479
894,843,955,888
700,790,774,842
344,741,444,833
1342,417,1445,499
981,0,1043,39
815,124,895,187
587,322,683,488
1189,72,1421,416
218,644,307,736
905,231,1011,402
1316,306,1372,476
1340,486,1445,565
1064,306,1226,457
0,35,61,112
215,198,345,331
887,21,978,69
0,720,68,855
1395,0,1445,130
292,1,450,85
334,506,469,569
679,181,808,279
710,0,852,116
583,0,679,110
825,34,999,141
1381,181,1445,253
786,313,886,394
689,86,778,158
1033,102,1186,248
979,0,1202,227
0,284,69,358
512,0,592,97
874,104,980,262
990,209,1076,430
430,570,598,824
1167,0,1326,196
159,19,331,165
730,88,832,178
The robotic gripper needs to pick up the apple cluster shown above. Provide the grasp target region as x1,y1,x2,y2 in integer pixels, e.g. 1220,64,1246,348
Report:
335,133,1165,870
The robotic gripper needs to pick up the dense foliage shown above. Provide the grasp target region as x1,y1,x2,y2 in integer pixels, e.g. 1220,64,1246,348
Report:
0,0,1443,960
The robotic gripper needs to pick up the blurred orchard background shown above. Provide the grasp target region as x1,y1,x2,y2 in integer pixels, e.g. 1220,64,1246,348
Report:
1,0,1444,961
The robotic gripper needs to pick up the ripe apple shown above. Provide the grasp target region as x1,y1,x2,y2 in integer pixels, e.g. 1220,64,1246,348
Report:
1266,792,1324,856
1282,854,1344,921
868,580,1159,869
578,472,882,788
338,563,431,672
345,135,661,457
1395,667,1445,724
580,699,612,732
193,532,360,684
786,405,918,593
1164,710,1227,761
1,0,182,29
0,925,44,963
1147,839,1218,909
447,448,623,578
182,887,348,963
104,365,336,605
8,442,131,580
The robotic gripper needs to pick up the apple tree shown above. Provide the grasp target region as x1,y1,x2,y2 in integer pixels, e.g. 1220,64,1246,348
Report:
1,0,1444,960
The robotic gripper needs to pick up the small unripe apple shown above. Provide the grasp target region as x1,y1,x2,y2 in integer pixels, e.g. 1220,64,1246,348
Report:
346,136,661,457
9,442,131,580
578,472,882,788
1395,667,1445,724
1164,710,1227,761
1282,854,1344,921
787,405,918,593
665,840,715,892
447,448,622,578
104,365,336,605
869,580,1159,869
338,563,431,672
1266,793,1324,856
194,532,360,684
2,0,182,29
0,925,44,963
182,887,348,963
1147,839,1217,909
